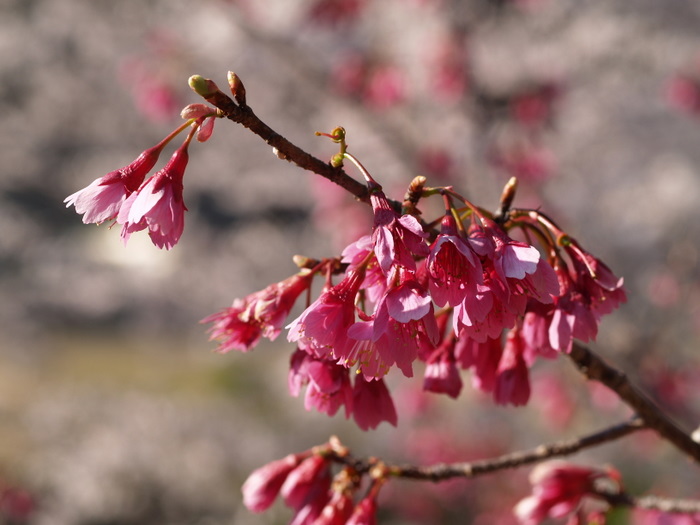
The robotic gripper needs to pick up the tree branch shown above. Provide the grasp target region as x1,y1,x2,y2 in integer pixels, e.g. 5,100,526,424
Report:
203,90,371,202
568,342,700,464
334,417,644,481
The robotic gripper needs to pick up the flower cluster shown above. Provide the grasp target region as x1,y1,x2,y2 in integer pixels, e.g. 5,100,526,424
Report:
242,440,383,525
65,103,217,249
204,162,625,427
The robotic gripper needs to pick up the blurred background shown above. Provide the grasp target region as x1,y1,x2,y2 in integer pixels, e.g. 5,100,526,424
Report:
2,0,700,523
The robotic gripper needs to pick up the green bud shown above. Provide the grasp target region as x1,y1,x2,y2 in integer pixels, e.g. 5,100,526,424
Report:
188,75,221,98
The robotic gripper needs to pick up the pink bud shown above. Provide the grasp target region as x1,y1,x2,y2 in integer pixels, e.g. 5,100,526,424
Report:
242,454,301,513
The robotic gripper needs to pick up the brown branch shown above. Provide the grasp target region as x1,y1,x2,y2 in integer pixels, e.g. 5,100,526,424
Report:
334,417,644,482
599,490,700,514
202,89,371,202
568,343,700,464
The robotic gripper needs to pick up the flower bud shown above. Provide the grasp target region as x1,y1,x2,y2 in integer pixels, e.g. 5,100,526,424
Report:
188,75,221,98
227,71,247,106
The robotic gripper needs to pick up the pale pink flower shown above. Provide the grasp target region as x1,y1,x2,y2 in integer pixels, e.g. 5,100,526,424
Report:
364,64,406,110
117,136,191,249
203,273,312,353
352,377,398,430
514,461,615,525
242,454,302,512
65,144,163,224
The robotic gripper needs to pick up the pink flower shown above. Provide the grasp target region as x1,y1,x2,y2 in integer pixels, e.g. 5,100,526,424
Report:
427,213,482,308
288,350,354,418
344,270,439,379
352,377,398,430
65,144,163,224
203,273,312,353
423,339,463,398
564,241,626,320
117,135,191,249
347,494,379,525
315,490,355,525
494,326,531,406
454,334,503,393
287,267,366,359
341,235,387,305
514,461,615,525
281,455,332,512
241,454,302,512
369,187,429,275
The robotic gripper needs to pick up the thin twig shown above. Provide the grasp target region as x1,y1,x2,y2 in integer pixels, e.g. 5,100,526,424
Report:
333,417,644,481
204,91,371,202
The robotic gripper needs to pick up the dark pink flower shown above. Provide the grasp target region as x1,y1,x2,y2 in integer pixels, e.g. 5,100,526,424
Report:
281,455,332,512
347,494,379,525
352,376,398,430
423,339,463,398
455,334,503,393
564,241,626,320
427,213,482,308
65,144,164,224
241,454,302,512
117,135,191,249
494,326,531,406
315,490,355,525
514,461,615,525
370,188,429,275
203,273,312,353
287,267,366,359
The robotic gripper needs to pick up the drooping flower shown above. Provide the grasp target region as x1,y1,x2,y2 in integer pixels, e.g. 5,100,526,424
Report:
341,235,387,305
564,241,626,320
281,455,332,513
423,337,463,398
514,461,617,525
117,131,193,249
315,489,355,525
352,376,398,430
241,454,303,513
64,143,164,224
369,186,429,275
347,493,379,525
344,269,439,379
427,212,482,308
454,333,503,393
288,349,354,418
203,273,313,353
494,325,531,406
287,266,366,360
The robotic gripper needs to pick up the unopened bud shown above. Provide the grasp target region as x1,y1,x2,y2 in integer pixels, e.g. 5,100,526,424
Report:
188,75,221,98
227,71,247,106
